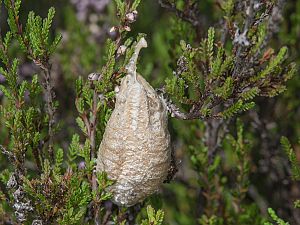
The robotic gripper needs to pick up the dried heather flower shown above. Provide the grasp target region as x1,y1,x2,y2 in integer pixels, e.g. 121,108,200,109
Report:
88,72,101,81
126,10,138,23
96,38,171,206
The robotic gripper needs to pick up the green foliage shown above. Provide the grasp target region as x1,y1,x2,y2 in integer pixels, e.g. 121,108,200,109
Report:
96,172,114,201
281,136,300,180
0,43,45,174
165,76,187,103
3,0,21,34
206,27,215,67
187,119,265,224
265,136,300,224
4,0,62,63
114,0,126,18
198,215,222,225
265,208,290,225
210,47,233,79
0,0,112,223
57,178,91,224
251,23,267,54
213,77,233,99
221,0,234,16
25,7,62,59
252,47,288,82
141,205,165,225
54,148,64,175
131,0,142,11
165,12,294,120
220,100,255,119
294,200,300,209
240,87,260,101
96,39,117,93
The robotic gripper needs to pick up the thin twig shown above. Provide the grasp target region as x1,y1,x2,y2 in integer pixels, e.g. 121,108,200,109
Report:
90,87,100,225
163,94,223,120
43,64,55,162
233,0,255,77
0,145,15,162
158,0,202,27
101,208,113,225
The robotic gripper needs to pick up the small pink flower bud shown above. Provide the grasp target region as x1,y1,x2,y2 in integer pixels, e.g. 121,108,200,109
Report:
124,26,131,32
109,26,117,33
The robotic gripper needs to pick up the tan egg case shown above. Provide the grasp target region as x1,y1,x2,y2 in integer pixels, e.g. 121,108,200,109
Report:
96,38,171,206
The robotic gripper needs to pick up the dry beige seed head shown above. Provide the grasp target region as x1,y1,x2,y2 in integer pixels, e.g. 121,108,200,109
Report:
96,37,171,206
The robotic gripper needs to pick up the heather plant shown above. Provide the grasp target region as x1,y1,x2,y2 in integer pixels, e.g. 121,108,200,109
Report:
0,0,299,224
263,136,300,225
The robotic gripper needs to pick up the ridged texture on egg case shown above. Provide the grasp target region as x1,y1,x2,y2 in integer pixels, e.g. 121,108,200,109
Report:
96,72,171,206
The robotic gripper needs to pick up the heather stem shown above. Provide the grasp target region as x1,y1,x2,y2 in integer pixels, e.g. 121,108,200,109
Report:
43,64,55,162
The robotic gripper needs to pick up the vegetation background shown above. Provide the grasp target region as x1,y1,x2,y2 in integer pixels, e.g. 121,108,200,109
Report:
0,0,300,224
